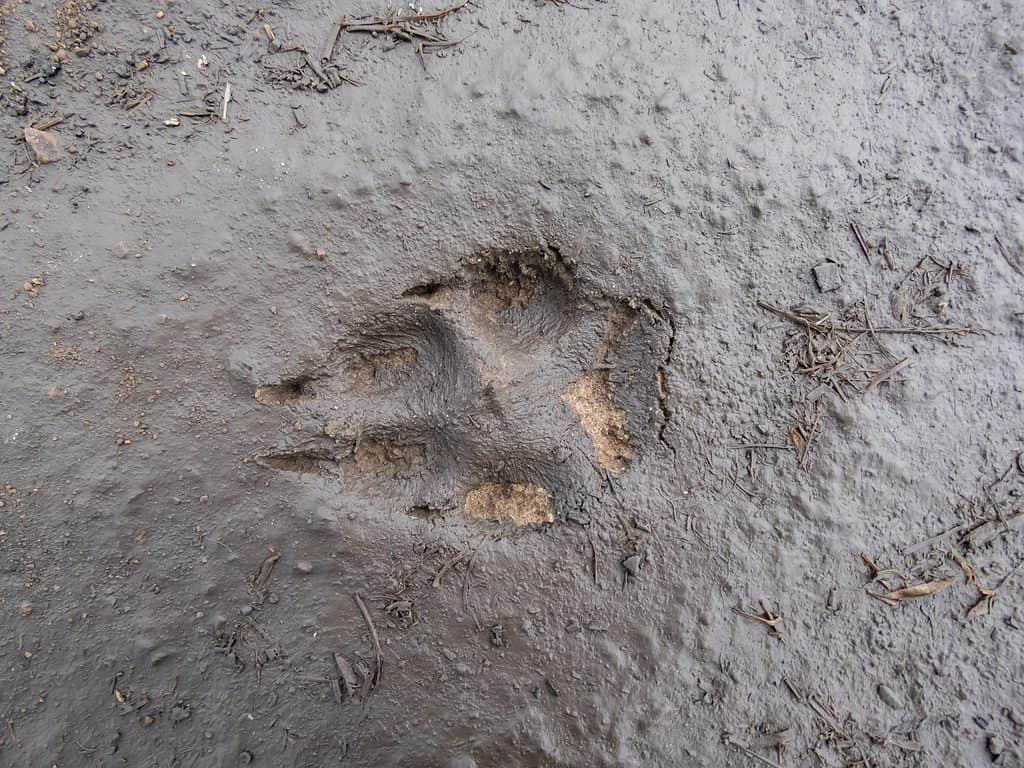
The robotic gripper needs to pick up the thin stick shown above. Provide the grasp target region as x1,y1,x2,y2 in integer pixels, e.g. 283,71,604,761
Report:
394,0,470,24
757,301,977,337
724,741,783,768
337,0,471,41
994,235,1023,276
432,551,464,588
35,115,65,131
353,593,383,693
125,90,154,113
867,358,909,390
221,81,232,122
896,253,929,290
850,221,871,263
322,19,343,61
333,652,359,700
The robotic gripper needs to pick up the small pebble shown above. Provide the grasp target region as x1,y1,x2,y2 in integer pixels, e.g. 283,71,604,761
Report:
878,684,902,709
295,560,314,574
988,734,1004,758
622,554,641,577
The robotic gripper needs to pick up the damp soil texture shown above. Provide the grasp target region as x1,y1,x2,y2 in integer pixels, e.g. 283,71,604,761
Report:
2,1,1024,767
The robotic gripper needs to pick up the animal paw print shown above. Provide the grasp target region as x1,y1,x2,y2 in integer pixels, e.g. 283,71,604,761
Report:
255,246,674,526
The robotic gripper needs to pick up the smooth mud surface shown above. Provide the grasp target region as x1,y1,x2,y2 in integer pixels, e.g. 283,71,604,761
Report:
1,1,1023,766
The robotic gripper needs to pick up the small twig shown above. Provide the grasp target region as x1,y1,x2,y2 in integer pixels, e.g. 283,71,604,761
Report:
757,301,978,337
587,532,598,584
322,19,343,61
221,81,232,122
994,234,1023,276
35,115,65,131
850,221,871,263
860,552,907,582
333,652,359,700
725,740,783,768
432,551,465,588
124,89,155,113
353,593,383,694
252,552,279,590
866,358,909,390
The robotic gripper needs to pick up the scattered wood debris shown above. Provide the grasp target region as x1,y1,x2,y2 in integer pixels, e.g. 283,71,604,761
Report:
892,253,967,324
334,0,472,69
757,298,980,468
260,19,359,92
864,462,1024,617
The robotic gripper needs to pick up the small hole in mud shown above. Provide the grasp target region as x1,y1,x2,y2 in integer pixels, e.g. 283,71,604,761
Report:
402,283,446,300
407,504,441,520
254,377,312,406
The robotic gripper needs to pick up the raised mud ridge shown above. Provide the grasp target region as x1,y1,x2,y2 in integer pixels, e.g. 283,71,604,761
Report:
255,245,675,525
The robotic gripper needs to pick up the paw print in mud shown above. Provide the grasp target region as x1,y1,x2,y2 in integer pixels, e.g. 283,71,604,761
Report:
255,247,674,525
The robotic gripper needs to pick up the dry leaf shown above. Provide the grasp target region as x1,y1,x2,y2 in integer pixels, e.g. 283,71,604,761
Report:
788,426,803,451
114,689,126,703
883,578,954,603
967,592,996,620
952,553,980,584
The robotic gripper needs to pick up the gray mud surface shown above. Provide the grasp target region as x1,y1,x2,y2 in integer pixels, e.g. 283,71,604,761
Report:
2,1,1024,766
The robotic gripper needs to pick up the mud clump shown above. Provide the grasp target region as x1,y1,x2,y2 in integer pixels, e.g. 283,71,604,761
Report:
463,482,554,525
562,370,633,473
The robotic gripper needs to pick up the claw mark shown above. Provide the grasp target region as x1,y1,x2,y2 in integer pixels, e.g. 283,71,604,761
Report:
256,439,338,474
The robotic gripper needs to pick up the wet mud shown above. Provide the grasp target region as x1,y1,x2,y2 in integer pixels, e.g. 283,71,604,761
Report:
1,1,1024,767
